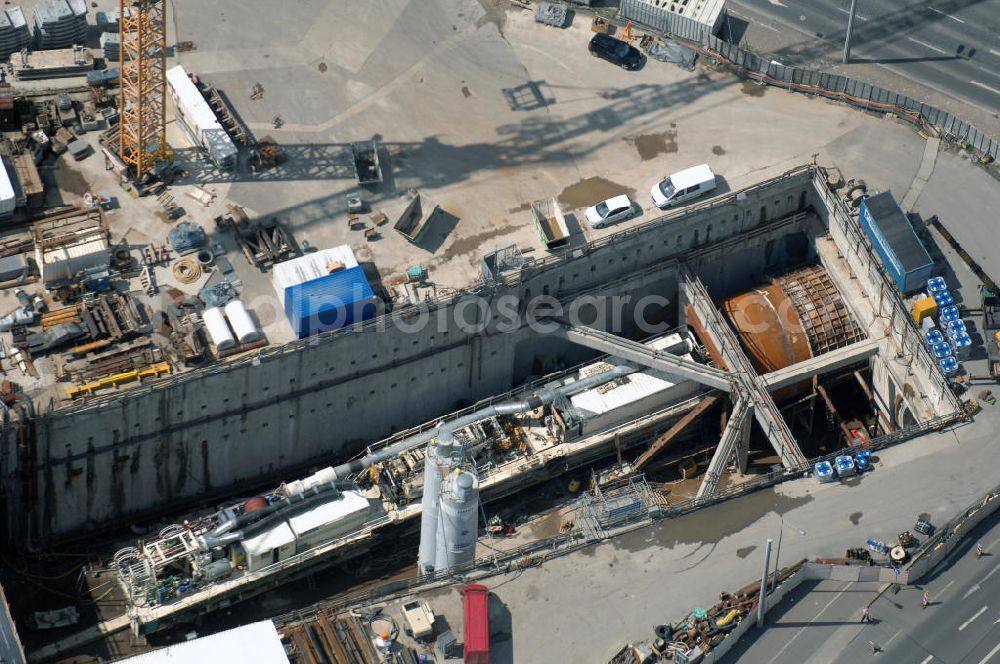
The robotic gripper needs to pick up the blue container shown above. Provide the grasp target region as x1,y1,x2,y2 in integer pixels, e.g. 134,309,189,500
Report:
924,328,944,346
931,342,952,359
859,192,934,293
933,290,954,307
926,276,947,293
938,356,958,376
283,267,377,339
939,305,960,323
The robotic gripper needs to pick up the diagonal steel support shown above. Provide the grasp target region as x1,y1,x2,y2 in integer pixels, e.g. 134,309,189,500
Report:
548,323,732,392
762,338,880,391
633,394,720,472
680,268,808,469
697,395,752,498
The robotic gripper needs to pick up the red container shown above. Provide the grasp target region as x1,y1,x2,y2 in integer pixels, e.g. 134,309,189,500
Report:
462,584,491,664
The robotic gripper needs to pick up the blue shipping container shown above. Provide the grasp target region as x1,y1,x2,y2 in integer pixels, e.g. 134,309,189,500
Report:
859,192,934,293
283,266,377,339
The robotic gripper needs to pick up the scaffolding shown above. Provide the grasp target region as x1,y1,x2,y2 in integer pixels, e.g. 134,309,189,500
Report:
579,473,654,538
119,0,169,179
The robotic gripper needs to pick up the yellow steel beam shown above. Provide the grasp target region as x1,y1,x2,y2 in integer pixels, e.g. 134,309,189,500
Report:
67,362,172,399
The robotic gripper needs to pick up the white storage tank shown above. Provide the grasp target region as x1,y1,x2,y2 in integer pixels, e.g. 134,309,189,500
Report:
434,468,479,573
418,441,450,575
203,306,236,352
224,299,262,344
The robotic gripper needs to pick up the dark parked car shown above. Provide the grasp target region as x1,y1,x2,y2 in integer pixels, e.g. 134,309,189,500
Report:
588,33,643,70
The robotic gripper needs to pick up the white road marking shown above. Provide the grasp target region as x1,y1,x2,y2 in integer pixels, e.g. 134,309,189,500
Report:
921,656,934,664
906,36,949,55
991,49,1000,57
977,641,1000,664
941,580,956,595
767,0,789,6
755,22,782,33
984,563,1000,583
927,6,965,22
959,605,989,631
834,6,869,20
970,80,1000,96
765,583,853,664
964,583,982,599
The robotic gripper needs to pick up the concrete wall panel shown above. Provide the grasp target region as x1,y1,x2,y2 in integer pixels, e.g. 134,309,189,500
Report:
4,170,817,544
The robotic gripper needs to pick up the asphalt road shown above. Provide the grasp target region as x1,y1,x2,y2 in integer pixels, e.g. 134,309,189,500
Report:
725,0,1000,113
726,509,1000,663
847,510,1000,663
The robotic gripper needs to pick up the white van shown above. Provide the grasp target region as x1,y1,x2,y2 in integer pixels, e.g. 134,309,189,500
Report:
650,164,717,208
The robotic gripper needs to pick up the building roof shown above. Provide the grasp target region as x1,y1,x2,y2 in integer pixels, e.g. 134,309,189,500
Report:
643,0,726,25
11,154,42,197
272,245,359,293
286,491,370,537
113,621,289,664
166,65,227,138
241,521,295,558
861,191,933,274
570,332,691,416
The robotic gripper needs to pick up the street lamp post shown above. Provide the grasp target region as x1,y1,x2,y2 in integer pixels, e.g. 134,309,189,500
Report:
843,0,859,63
772,518,808,592
757,538,773,627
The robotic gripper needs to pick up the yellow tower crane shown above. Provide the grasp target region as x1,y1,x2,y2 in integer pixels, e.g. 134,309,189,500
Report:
119,0,172,180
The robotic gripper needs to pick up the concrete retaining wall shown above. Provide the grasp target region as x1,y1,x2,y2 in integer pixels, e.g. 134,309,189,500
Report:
0,169,816,544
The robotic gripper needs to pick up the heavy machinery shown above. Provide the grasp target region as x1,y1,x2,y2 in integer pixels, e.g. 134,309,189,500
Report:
981,285,1000,381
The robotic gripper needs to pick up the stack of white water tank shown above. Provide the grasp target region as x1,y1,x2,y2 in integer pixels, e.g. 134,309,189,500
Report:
202,299,263,354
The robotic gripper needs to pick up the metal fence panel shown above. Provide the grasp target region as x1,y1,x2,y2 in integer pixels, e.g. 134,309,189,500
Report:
688,29,999,162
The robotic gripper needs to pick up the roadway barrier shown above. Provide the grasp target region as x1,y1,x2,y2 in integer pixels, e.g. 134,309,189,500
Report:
906,482,1000,583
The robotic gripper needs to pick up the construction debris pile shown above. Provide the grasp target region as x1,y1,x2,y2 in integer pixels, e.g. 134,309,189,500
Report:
610,565,800,663
281,609,422,664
